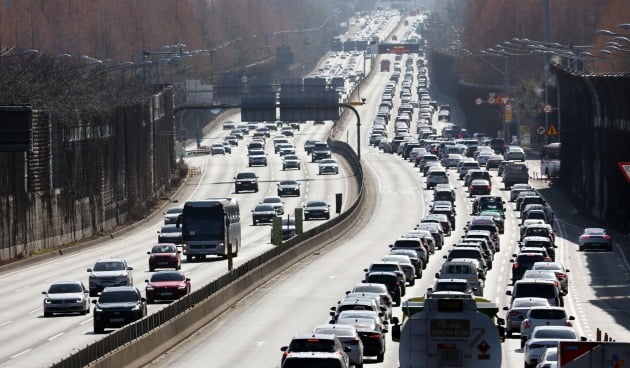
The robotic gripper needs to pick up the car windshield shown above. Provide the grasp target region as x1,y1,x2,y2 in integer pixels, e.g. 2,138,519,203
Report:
435,282,468,292
160,226,180,233
262,197,281,204
151,245,176,253
448,249,481,259
237,172,256,179
513,299,549,308
516,284,557,298
279,180,298,186
166,208,182,214
284,155,299,161
320,159,336,164
371,264,398,272
93,261,125,271
99,290,138,303
48,283,83,293
533,263,562,271
533,329,576,339
289,339,336,353
255,204,274,211
585,228,606,235
150,272,185,282
307,201,327,207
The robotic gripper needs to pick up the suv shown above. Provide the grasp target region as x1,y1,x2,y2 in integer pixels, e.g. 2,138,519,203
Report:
502,162,529,189
93,286,147,333
311,142,332,162
280,333,350,367
364,271,403,306
234,172,259,193
464,169,491,187
511,253,548,283
489,138,507,154
426,168,449,189
87,259,134,297
519,306,575,346
507,279,563,308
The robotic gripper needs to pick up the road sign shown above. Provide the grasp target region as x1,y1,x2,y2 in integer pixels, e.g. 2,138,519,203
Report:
536,126,546,135
505,104,512,112
475,98,483,105
619,162,630,183
544,104,553,113
505,110,512,122
488,97,495,104
501,97,510,104
545,124,559,136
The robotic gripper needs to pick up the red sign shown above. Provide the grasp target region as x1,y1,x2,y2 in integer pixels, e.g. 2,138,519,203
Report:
619,162,630,183
477,340,490,354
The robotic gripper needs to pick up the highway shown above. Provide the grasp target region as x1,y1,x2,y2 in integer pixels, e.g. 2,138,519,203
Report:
1,8,629,368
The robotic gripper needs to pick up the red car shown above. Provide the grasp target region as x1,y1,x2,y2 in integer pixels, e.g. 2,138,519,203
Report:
145,271,190,304
147,243,181,272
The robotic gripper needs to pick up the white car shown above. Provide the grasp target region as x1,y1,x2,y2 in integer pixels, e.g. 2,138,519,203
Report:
520,307,575,346
311,325,362,368
505,146,526,161
426,167,449,189
531,262,570,294
524,326,579,368
42,281,90,317
318,158,339,175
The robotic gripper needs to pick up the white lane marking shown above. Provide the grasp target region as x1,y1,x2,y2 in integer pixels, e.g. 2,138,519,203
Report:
79,317,93,325
48,332,64,341
29,308,39,314
10,349,32,359
255,341,267,347
0,320,12,327
15,286,29,292
614,240,630,271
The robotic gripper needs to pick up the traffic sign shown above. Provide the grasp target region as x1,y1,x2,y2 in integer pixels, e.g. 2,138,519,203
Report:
619,162,630,183
505,104,512,112
475,98,483,105
501,97,510,104
488,97,495,104
544,104,553,113
545,124,559,136
536,126,546,135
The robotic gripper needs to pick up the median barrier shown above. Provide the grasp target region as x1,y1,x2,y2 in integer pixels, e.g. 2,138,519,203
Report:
51,140,367,368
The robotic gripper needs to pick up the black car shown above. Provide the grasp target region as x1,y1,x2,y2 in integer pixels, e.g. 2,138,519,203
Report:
93,286,147,333
311,142,332,162
489,138,506,154
364,271,402,306
234,172,259,193
157,224,182,244
303,139,318,154
303,200,331,220
252,204,276,225
277,179,300,197
511,253,548,283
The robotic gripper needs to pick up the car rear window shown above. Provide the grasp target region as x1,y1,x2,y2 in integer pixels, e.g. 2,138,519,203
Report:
530,309,567,319
448,249,481,259
516,284,557,298
367,275,396,285
289,339,336,353
517,254,546,265
283,358,343,368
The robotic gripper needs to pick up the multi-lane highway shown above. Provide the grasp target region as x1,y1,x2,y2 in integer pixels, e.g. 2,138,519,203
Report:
1,8,629,368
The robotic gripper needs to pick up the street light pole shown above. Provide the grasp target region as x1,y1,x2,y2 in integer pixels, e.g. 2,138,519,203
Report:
543,0,550,141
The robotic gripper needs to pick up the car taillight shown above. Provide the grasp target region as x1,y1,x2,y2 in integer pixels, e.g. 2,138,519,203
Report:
369,333,382,339
522,320,530,329
566,321,573,327
580,235,589,238
508,311,521,317
603,235,612,240
513,263,519,269
555,272,565,279
348,339,361,345
487,185,491,189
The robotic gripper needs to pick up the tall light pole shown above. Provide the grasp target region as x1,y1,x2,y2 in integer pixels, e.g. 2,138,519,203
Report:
543,0,550,140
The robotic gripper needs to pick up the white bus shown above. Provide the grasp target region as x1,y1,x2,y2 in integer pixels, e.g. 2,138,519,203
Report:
179,198,241,261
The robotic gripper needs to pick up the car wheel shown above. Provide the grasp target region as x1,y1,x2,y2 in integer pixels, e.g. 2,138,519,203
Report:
149,267,154,272
176,264,181,270
578,246,583,251
44,311,52,318
520,338,526,348
409,279,415,286
296,191,300,196
89,290,98,297
356,363,363,368
186,255,193,262
376,352,385,363
506,330,512,338
147,298,154,305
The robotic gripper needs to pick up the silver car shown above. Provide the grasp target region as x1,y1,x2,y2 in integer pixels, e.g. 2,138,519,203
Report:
318,158,339,175
578,227,613,251
87,259,134,297
312,324,363,368
43,281,90,317
531,261,570,293
163,206,183,224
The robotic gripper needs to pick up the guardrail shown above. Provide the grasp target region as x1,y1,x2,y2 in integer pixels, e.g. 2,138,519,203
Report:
50,140,365,368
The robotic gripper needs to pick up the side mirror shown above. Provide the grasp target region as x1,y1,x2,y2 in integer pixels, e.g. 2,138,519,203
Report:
147,251,151,255
434,272,440,278
280,346,288,352
503,307,509,311
363,268,368,272
177,250,181,254
329,311,336,317
345,291,350,295
330,306,336,312
186,278,191,282
443,255,447,259
344,346,352,353
127,267,134,271
145,280,149,283
86,269,92,272
92,300,98,304
569,316,576,320
566,269,570,272
581,336,588,342
41,291,47,295
506,291,512,296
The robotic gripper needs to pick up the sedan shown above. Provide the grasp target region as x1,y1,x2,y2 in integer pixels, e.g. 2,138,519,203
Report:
532,261,569,293
318,158,339,175
503,297,551,336
260,196,284,215
252,204,277,225
248,150,267,167
157,224,182,245
524,326,580,368
303,200,331,220
282,155,301,170
147,243,181,271
42,281,91,317
578,227,613,251
145,271,190,304
163,206,183,225
277,179,300,197
469,179,491,197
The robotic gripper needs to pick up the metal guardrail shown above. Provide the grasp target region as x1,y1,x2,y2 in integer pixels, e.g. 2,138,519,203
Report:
50,140,364,368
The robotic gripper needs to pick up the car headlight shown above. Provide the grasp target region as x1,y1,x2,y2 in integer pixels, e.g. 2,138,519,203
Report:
177,284,187,289
76,298,83,303
236,181,242,184
94,306,102,313
132,304,142,310
170,254,178,258
146,284,154,290
44,298,51,304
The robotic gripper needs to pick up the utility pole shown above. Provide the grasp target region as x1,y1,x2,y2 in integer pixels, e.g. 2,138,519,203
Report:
543,0,550,142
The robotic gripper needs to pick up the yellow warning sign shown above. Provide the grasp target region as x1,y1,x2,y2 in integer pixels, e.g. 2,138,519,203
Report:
545,124,559,136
